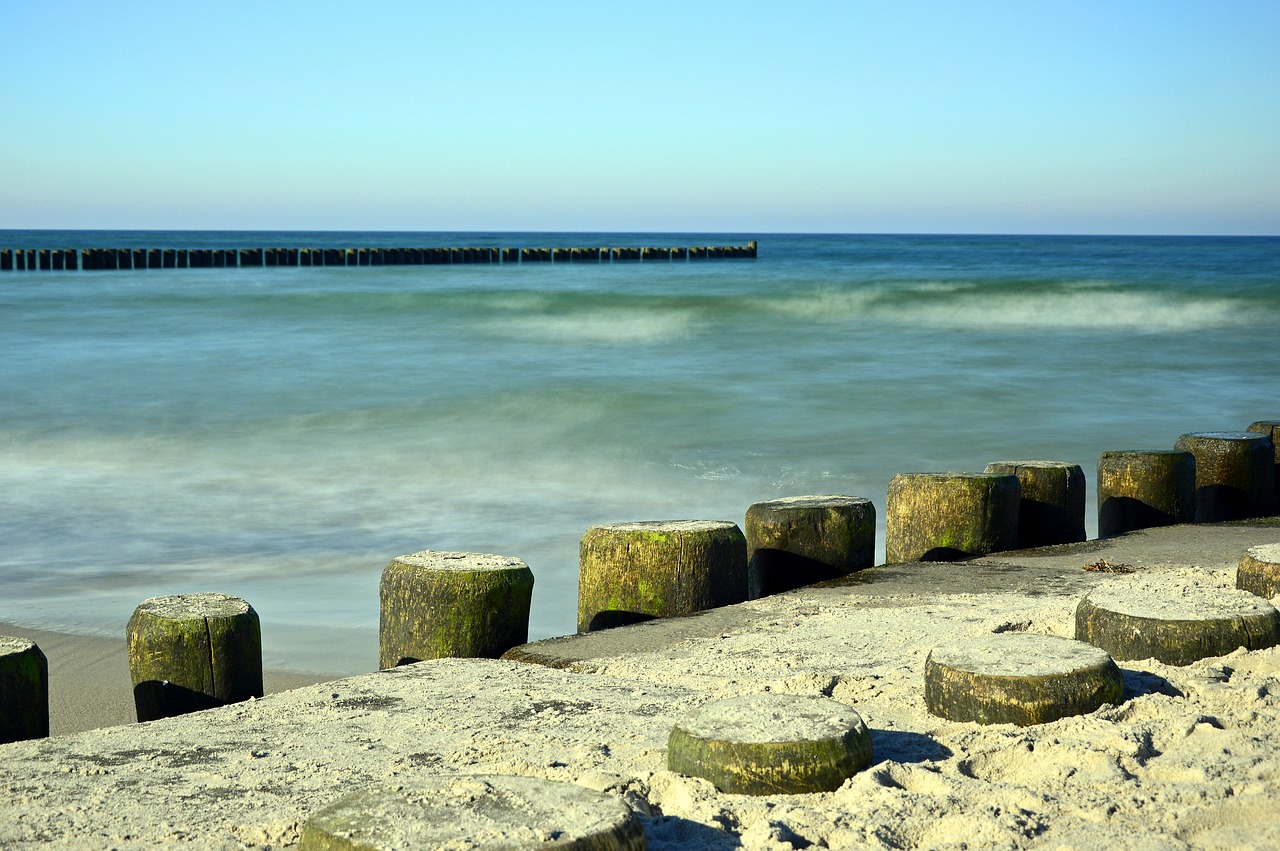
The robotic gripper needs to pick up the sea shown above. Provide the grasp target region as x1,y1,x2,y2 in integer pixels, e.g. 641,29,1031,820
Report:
2,231,1278,674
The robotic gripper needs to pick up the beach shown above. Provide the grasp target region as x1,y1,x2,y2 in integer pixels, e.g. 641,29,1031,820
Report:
3,232,1279,673
3,518,1278,848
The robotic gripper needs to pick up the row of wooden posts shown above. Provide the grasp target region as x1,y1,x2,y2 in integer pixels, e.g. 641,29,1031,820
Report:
1,422,1277,743
0,242,758,271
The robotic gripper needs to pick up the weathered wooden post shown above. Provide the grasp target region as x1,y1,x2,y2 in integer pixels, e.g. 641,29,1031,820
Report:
925,634,1123,726
0,637,48,743
1174,431,1275,522
885,472,1020,563
1076,576,1280,665
984,461,1086,547
1247,420,1280,515
299,775,646,851
668,694,872,794
1097,449,1196,536
745,495,875,597
1239,544,1280,599
126,593,263,722
379,551,534,669
577,521,748,632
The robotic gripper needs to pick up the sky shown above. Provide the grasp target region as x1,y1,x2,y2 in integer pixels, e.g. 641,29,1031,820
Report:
2,1,1278,235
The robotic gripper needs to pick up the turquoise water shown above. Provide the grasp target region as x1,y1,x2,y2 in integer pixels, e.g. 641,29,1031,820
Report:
2,231,1278,673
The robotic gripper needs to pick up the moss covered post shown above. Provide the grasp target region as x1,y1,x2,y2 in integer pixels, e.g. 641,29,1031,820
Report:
1247,420,1280,515
1238,544,1280,600
1174,432,1275,522
1076,577,1280,666
577,520,748,632
299,775,646,851
745,495,875,597
667,694,872,794
0,637,48,743
126,593,263,722
924,634,1124,726
884,472,1020,563
1096,449,1196,537
983,461,1086,548
379,551,534,669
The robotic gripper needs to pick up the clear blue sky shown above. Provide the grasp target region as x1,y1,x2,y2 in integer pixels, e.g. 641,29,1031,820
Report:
2,1,1277,234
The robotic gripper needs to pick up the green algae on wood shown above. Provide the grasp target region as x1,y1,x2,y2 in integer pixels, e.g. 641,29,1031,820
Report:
924,634,1124,726
299,774,646,850
1174,432,1275,522
1237,543,1280,600
1096,450,1196,537
667,693,872,795
885,472,1020,564
379,551,534,669
0,636,48,744
126,593,262,722
577,521,747,632
1246,420,1280,515
745,495,875,597
1075,576,1280,666
984,461,1086,547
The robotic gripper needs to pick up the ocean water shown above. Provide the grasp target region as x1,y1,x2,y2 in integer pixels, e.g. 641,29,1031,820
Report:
2,231,1278,674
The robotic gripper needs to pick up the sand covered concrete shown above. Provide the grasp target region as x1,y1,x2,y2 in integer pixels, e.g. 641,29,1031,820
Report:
2,520,1279,849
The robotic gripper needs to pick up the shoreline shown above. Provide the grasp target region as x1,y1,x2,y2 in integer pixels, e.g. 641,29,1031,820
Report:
5,518,1277,738
0,621,341,736
3,519,1279,848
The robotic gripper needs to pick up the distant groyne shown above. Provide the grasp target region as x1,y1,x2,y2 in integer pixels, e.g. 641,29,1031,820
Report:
0,241,757,271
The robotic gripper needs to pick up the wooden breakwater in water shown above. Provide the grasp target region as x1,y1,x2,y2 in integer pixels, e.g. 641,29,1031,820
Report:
0,241,757,271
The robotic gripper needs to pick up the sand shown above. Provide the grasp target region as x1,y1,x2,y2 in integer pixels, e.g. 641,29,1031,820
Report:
2,519,1279,849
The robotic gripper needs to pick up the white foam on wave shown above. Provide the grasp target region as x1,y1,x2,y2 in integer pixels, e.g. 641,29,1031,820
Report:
480,306,700,344
760,287,1260,332
903,290,1247,331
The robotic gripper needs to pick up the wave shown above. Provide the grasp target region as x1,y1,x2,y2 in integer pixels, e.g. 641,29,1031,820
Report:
758,284,1269,332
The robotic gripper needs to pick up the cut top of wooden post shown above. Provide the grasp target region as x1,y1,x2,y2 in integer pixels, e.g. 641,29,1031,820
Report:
299,774,646,851
1076,573,1280,666
928,633,1115,679
132,593,252,621
675,692,868,744
1238,542,1280,600
593,519,738,535
389,551,529,573
0,636,41,657
1082,576,1278,622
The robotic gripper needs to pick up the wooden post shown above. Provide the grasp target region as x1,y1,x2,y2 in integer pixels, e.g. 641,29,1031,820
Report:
924,634,1123,726
578,520,748,632
1239,544,1280,599
745,495,875,597
299,775,645,851
126,593,263,722
0,637,48,744
1247,420,1280,515
668,694,871,794
1097,450,1196,536
983,461,1086,547
1076,577,1280,666
379,551,534,669
885,472,1020,563
1174,431,1274,522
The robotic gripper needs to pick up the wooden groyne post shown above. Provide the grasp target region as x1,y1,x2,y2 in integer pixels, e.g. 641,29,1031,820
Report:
378,551,534,669
577,520,748,632
126,593,263,722
1,241,757,272
0,637,48,743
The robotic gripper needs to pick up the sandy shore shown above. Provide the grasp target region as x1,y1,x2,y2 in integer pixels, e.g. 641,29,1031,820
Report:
0,623,340,736
2,519,1278,849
